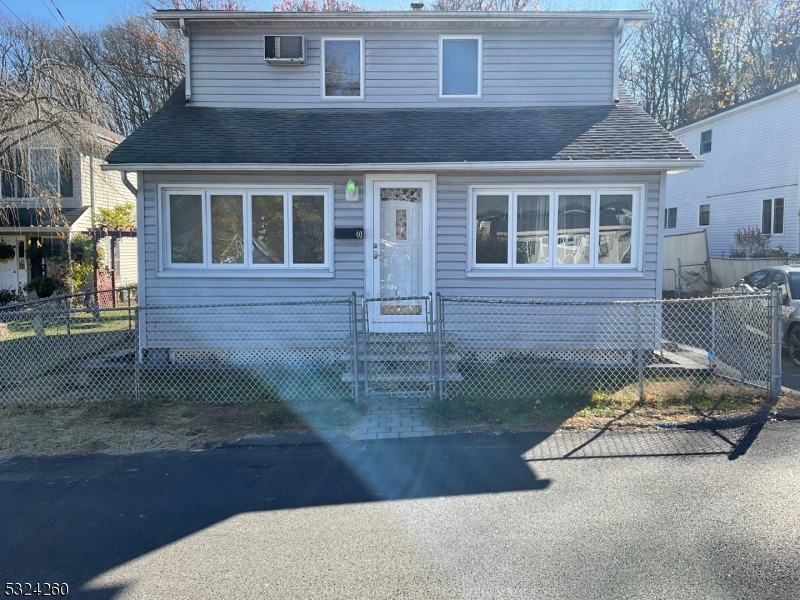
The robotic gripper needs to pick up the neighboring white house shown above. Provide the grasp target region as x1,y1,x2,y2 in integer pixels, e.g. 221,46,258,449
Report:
0,129,138,294
102,9,699,353
666,82,800,258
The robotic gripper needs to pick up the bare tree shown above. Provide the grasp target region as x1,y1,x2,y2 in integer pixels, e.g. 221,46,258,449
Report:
0,17,107,227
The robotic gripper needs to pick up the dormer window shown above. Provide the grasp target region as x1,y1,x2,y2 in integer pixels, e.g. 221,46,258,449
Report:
440,36,482,98
321,37,364,99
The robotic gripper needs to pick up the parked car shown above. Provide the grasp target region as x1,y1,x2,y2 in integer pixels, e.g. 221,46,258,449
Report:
736,265,800,365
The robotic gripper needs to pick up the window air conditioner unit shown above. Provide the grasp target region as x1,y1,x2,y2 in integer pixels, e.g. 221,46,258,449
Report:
265,35,305,64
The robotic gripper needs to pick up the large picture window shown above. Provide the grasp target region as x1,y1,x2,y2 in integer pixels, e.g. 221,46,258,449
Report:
471,187,640,271
322,38,363,99
163,186,332,274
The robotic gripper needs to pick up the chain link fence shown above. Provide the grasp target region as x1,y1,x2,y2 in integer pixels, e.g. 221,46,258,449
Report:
439,291,780,424
0,290,782,423
0,297,353,406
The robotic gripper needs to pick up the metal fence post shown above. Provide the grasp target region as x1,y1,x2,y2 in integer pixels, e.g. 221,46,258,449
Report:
361,296,370,397
436,292,445,399
134,306,141,403
770,283,782,400
127,291,132,332
350,292,360,404
636,303,644,404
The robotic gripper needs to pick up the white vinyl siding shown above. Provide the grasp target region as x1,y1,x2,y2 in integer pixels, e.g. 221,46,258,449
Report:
189,27,614,108
666,90,800,257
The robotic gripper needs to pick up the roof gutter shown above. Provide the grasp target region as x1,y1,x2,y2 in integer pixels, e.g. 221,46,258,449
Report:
102,159,703,173
179,18,191,103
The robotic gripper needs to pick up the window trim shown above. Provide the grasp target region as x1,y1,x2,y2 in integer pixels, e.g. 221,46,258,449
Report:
27,147,60,196
439,35,483,99
468,185,643,274
699,129,712,155
664,206,677,230
159,184,334,277
698,203,710,227
320,36,365,101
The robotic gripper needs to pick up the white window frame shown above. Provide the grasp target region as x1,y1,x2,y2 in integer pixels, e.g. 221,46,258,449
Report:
439,35,483,99
467,185,644,276
159,184,334,278
664,206,677,230
762,197,785,235
320,37,365,100
28,147,60,196
698,203,710,227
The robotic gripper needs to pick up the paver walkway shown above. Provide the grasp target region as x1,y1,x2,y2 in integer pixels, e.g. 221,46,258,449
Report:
355,394,435,440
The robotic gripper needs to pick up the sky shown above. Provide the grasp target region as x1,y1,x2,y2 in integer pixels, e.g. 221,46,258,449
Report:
1,0,639,31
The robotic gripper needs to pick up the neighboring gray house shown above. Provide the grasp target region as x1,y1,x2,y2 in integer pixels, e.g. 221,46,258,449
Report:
666,81,800,257
103,9,698,346
0,129,137,293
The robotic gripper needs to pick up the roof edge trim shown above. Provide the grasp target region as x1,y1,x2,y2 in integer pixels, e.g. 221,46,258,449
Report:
154,10,654,28
102,159,702,173
671,84,800,134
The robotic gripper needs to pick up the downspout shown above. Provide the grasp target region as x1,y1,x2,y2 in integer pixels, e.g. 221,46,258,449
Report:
180,18,192,103
612,18,624,104
120,171,137,196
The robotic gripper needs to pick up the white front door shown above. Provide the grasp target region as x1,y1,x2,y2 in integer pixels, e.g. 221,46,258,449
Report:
0,236,25,293
365,176,434,332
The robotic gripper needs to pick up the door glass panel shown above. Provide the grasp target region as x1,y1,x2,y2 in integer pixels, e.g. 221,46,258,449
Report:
557,194,591,265
598,194,633,265
516,194,549,265
379,188,422,315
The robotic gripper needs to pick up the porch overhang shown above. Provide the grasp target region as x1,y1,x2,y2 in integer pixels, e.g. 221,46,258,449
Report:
0,207,91,233
102,159,704,174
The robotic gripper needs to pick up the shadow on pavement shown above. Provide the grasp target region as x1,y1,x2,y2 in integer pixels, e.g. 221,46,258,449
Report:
525,423,761,462
0,432,550,597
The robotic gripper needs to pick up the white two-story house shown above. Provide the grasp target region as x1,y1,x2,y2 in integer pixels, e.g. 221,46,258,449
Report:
0,128,137,293
666,82,800,257
103,9,698,348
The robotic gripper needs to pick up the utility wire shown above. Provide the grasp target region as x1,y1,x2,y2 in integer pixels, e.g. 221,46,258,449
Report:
43,0,129,101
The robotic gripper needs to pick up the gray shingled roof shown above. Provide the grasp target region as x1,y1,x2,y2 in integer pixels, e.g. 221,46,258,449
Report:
106,82,694,166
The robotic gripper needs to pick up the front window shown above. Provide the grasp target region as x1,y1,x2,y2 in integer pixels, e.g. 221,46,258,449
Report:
471,188,639,271
698,203,710,226
440,36,481,97
28,148,59,195
163,187,332,272
322,38,363,98
762,198,784,235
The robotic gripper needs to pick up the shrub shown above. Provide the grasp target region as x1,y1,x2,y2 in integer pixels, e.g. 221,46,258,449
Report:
0,241,15,260
24,276,59,298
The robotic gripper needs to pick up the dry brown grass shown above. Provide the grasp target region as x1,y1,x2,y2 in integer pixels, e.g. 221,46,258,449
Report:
0,397,363,457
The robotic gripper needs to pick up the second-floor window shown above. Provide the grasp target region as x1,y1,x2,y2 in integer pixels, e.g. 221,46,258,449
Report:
440,36,481,97
762,197,784,235
322,38,363,99
0,148,73,198
699,129,712,155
